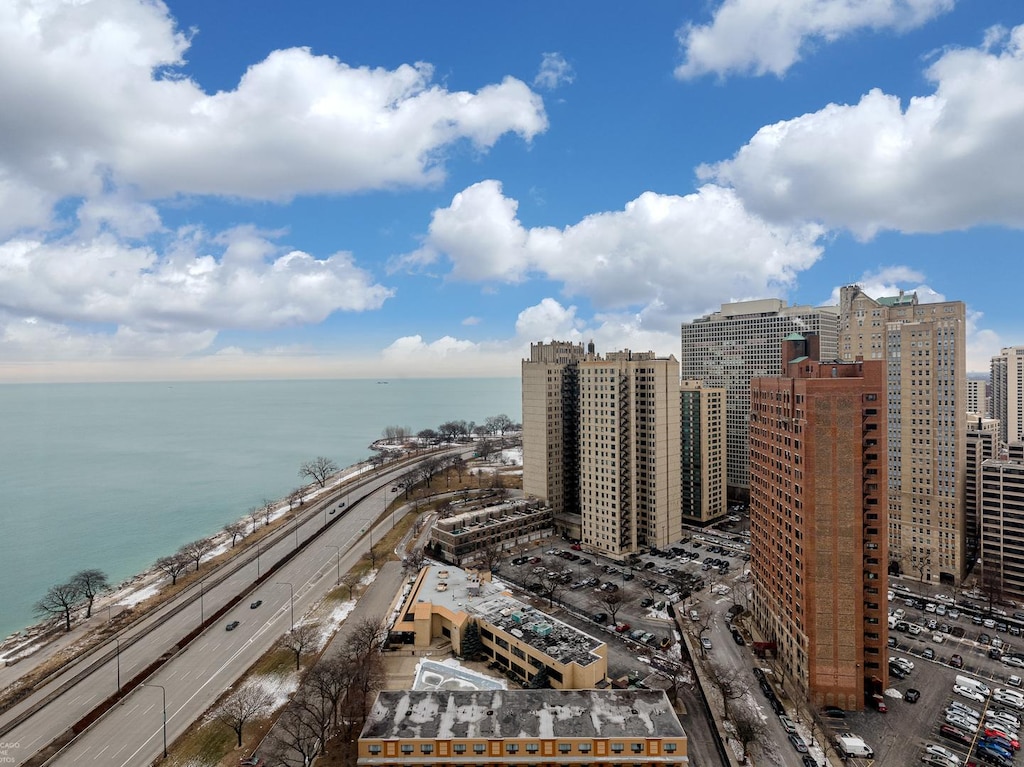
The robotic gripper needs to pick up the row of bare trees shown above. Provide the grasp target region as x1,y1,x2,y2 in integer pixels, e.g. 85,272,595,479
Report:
34,569,110,632
382,414,518,447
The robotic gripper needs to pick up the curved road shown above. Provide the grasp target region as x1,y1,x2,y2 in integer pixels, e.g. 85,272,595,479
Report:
0,453,454,767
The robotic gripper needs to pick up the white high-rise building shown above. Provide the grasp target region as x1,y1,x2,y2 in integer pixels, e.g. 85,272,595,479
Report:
992,346,1024,445
680,299,839,494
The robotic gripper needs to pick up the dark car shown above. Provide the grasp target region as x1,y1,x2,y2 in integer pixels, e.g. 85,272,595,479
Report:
239,757,263,767
950,653,964,668
888,663,907,679
226,620,240,631
249,600,262,609
732,629,746,645
822,706,846,719
939,724,973,746
592,612,608,624
801,757,819,767
769,696,785,716
904,688,921,703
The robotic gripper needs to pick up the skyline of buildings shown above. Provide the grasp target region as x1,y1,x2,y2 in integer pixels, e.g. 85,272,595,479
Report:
680,299,840,494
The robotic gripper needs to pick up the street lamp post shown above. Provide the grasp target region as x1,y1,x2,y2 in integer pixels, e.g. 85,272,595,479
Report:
114,637,121,693
199,579,206,625
277,581,294,631
326,545,341,585
142,683,168,758
293,518,299,548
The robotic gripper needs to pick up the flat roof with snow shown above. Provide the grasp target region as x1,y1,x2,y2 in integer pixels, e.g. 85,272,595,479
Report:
361,689,684,740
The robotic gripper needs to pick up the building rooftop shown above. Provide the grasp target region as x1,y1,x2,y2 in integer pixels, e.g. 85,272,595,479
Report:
362,689,685,740
408,566,604,669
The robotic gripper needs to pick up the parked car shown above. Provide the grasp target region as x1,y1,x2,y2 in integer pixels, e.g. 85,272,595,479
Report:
700,637,713,651
939,724,974,746
924,744,963,766
950,654,964,668
905,688,921,703
779,715,797,733
954,684,988,703
822,706,846,718
923,648,936,660
788,734,809,753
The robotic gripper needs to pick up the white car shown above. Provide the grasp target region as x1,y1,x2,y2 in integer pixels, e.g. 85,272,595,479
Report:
1010,675,1024,688
992,690,1024,710
925,744,963,766
779,715,797,734
988,711,1022,730
892,656,915,672
946,713,978,731
954,685,988,703
1003,655,1024,668
946,707,980,726
933,633,946,644
948,701,981,719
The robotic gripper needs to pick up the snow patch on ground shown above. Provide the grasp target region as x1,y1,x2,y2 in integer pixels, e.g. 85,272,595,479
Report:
117,584,160,607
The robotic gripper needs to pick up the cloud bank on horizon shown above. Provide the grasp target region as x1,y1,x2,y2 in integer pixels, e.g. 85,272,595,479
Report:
0,0,1020,382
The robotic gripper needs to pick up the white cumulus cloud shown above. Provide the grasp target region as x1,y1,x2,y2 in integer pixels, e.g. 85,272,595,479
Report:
534,52,575,90
0,0,548,235
702,24,1024,236
675,0,955,79
404,180,827,332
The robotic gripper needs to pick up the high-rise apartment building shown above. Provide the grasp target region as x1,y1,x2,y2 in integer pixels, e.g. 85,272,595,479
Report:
967,378,988,417
965,425,999,562
578,351,681,559
680,299,839,496
980,451,1024,604
991,346,1024,445
749,334,888,710
522,341,586,516
679,380,727,526
839,286,967,584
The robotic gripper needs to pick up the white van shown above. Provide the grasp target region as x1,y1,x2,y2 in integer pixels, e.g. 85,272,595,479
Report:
956,675,992,697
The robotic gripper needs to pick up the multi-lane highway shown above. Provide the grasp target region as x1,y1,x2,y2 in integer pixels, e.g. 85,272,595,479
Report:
0,454,449,766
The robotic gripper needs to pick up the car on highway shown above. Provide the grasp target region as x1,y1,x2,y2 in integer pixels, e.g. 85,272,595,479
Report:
226,620,240,631
249,599,262,609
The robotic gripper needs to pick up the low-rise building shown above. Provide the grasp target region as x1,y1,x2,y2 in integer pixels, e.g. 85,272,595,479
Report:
357,689,688,766
430,502,554,566
390,565,607,688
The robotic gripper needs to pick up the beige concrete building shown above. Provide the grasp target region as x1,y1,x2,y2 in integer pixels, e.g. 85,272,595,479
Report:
578,350,681,559
522,341,587,517
389,566,608,689
750,333,888,710
358,689,688,766
839,285,967,585
679,380,727,526
967,378,989,418
966,425,999,564
992,346,1024,445
680,299,840,496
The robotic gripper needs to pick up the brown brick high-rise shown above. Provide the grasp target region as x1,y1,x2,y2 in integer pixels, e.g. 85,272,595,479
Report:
750,333,888,710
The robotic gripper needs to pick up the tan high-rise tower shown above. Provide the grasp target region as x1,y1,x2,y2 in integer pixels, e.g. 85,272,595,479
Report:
522,341,586,516
577,350,681,559
839,285,967,584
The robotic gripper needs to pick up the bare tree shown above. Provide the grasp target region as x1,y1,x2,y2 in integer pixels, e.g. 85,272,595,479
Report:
693,608,715,657
247,506,261,534
403,547,426,576
179,538,214,571
704,661,749,721
343,616,388,660
223,520,246,547
476,439,499,461
291,686,334,756
71,569,108,619
449,455,467,483
214,681,274,747
595,589,627,625
416,456,445,488
484,414,513,435
155,553,189,585
340,571,361,601
731,705,768,764
281,623,321,670
305,656,352,733
34,581,81,632
912,549,933,584
299,456,339,489
982,556,1004,614
262,499,275,526
266,699,322,767
287,487,305,511
474,542,504,573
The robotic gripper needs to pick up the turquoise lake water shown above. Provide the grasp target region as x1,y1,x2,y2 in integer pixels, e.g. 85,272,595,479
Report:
0,378,520,639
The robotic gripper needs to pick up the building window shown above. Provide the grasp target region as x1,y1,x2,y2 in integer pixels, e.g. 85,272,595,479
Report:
579,743,591,753
506,744,519,754
421,745,434,754
474,744,486,754
453,744,467,754
401,745,414,754
632,743,645,753
526,744,539,754
368,745,381,754
665,743,677,753
559,744,573,753
611,743,624,753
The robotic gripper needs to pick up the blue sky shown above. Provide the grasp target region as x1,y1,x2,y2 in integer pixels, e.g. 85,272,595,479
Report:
1,0,1021,382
